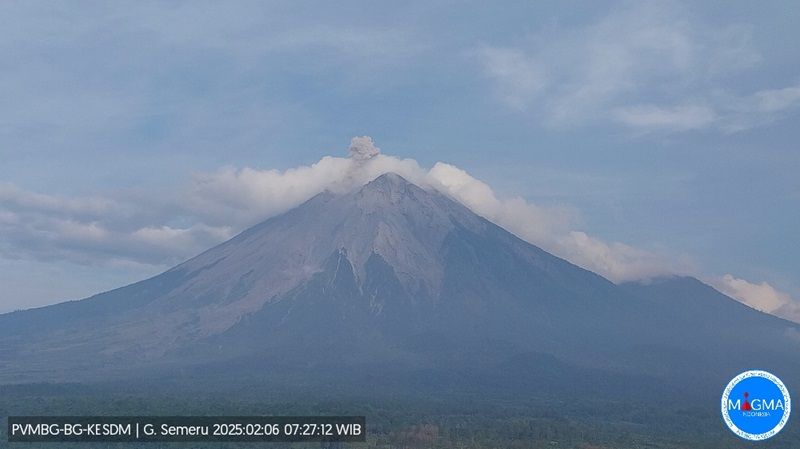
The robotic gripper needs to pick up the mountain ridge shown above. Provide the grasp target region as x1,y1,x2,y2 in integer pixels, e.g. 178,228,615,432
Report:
1,172,798,393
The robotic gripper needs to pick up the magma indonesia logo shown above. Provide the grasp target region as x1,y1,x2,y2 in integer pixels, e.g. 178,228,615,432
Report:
721,370,791,441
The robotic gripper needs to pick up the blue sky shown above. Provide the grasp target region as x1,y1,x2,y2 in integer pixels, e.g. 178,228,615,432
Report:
1,1,798,318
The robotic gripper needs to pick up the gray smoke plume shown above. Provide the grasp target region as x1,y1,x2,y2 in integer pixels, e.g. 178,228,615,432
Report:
348,136,380,161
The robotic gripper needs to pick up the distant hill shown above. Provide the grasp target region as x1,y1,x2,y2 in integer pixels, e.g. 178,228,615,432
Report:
1,173,798,399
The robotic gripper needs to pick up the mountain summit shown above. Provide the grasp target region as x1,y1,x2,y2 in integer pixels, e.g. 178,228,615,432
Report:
1,173,798,393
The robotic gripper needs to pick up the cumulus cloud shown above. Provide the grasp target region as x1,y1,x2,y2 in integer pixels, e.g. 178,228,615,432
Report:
1,137,670,282
184,158,354,227
426,162,673,282
180,146,672,282
0,185,233,266
475,3,800,132
712,274,800,323
2,135,795,324
183,152,429,228
0,138,424,267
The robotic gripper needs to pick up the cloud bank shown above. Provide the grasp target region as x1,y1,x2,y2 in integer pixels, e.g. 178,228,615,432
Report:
712,275,800,324
1,137,667,282
0,182,232,267
1,136,796,321
475,3,800,132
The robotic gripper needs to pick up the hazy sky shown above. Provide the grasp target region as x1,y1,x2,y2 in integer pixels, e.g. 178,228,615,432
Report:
1,1,798,318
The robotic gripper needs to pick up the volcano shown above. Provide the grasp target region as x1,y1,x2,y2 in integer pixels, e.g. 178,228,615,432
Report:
1,173,798,396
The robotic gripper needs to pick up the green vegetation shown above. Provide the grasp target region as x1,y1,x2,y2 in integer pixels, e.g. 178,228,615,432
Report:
1,383,796,449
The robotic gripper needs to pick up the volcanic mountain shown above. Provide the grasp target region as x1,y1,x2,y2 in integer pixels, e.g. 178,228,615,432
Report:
1,173,798,396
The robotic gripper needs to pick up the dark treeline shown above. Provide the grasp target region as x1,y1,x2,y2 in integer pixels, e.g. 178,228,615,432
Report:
1,382,797,449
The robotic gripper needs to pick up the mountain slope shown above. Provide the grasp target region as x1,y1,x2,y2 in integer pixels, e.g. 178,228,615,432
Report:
1,173,798,395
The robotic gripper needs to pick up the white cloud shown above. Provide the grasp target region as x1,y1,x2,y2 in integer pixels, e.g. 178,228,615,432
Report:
612,103,716,131
0,2,425,192
475,3,800,132
1,137,671,283
184,158,355,227
179,145,676,283
0,186,233,266
182,152,430,228
558,231,671,282
427,162,671,282
717,84,800,132
0,183,121,220
474,46,546,110
712,274,800,323
131,224,233,255
2,136,794,321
